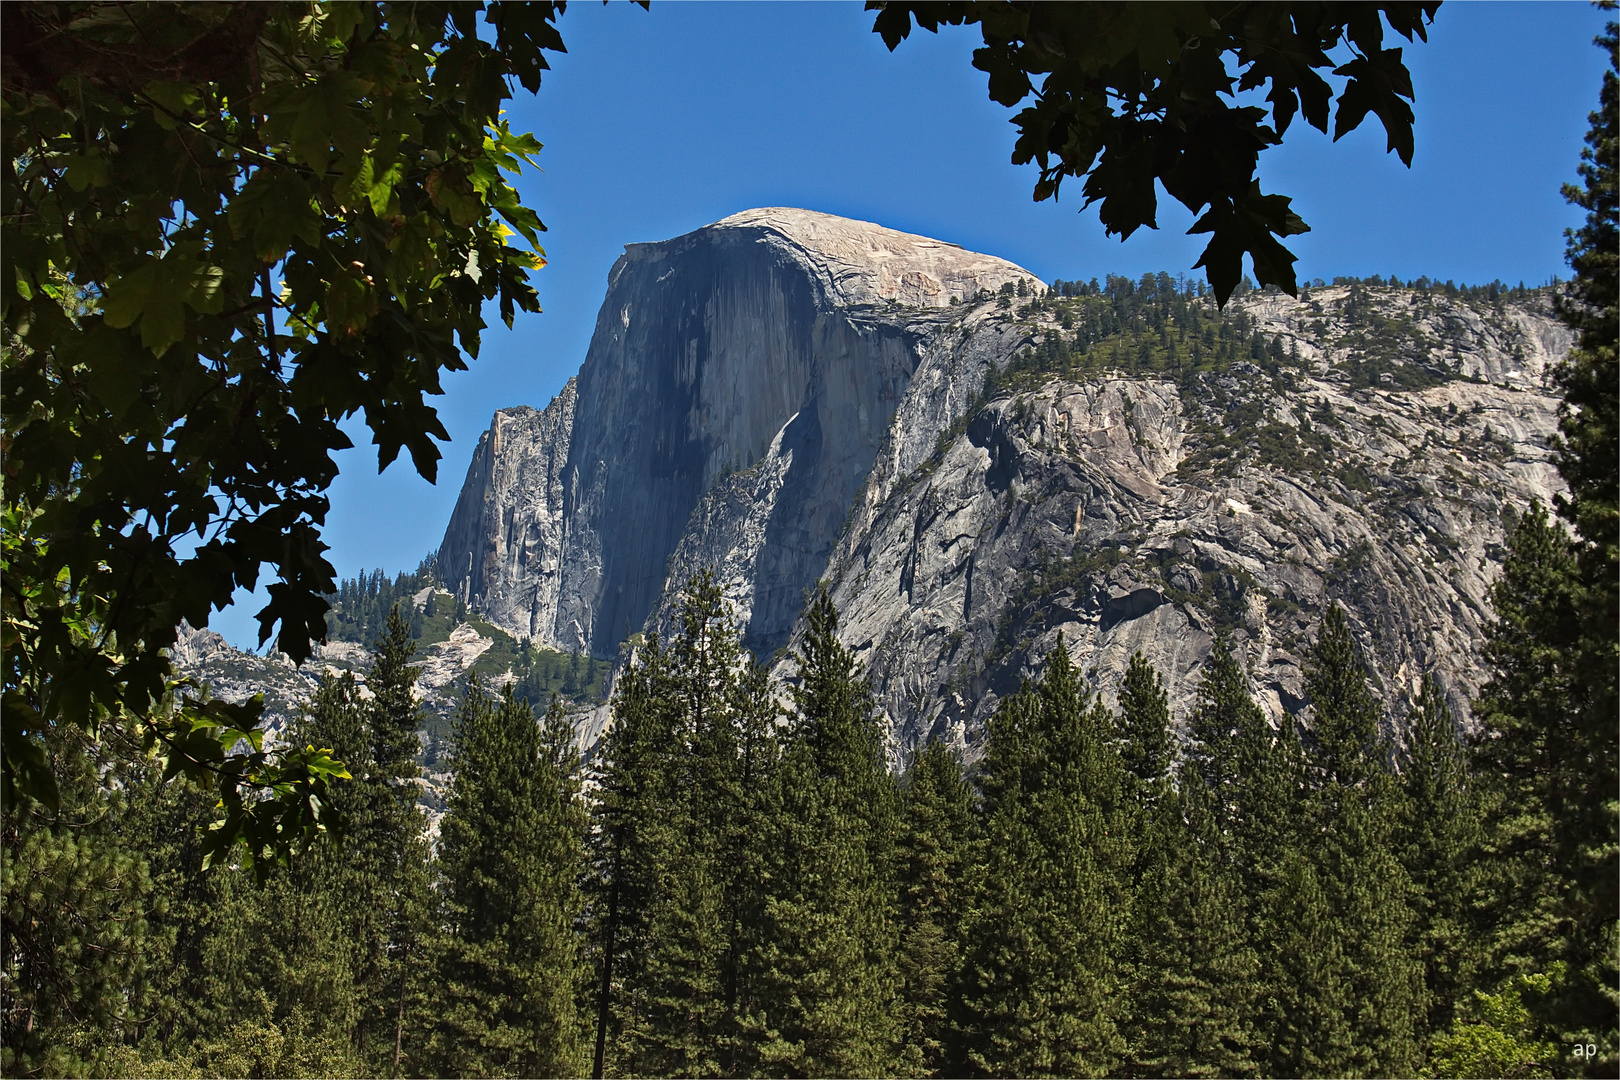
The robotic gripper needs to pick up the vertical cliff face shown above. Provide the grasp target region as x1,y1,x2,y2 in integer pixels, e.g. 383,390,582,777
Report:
440,208,1569,762
439,208,1041,658
438,379,576,646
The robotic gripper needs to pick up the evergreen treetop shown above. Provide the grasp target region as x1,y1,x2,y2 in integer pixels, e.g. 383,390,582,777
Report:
897,739,977,1077
1186,635,1285,848
959,638,1130,1078
1303,604,1387,795
754,585,903,1077
1117,650,1174,799
1124,764,1261,1079
1400,674,1484,1041
426,681,588,1078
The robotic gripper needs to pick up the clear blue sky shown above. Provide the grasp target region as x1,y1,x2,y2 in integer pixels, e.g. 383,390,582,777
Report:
210,0,1614,649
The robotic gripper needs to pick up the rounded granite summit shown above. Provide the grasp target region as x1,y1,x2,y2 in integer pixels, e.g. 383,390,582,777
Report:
688,207,1043,310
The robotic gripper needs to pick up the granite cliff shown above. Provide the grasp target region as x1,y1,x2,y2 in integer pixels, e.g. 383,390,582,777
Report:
438,208,1041,661
439,209,1568,759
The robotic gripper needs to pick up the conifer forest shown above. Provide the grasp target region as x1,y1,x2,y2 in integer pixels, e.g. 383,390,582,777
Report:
7,546,1616,1078
3,3,1616,1079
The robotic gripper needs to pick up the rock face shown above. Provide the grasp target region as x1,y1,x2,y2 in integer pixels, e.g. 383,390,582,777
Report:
822,374,1562,762
439,208,1041,658
438,379,576,642
170,618,502,736
439,208,1570,760
812,285,1568,760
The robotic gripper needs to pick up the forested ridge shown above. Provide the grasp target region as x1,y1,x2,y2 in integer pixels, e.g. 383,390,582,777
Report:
991,273,1547,394
924,272,1557,493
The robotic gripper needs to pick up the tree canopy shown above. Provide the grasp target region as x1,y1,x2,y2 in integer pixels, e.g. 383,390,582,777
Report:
1467,16,1617,1070
2,1,567,852
869,1,1441,303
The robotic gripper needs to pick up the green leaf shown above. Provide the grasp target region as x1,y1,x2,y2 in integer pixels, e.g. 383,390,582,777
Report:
99,260,161,331
75,323,154,419
1,691,59,812
62,152,111,191
976,45,1033,107
101,246,226,356
142,80,201,123
229,170,326,262
485,122,543,173
426,166,483,227
870,3,916,50
367,158,404,217
492,190,543,247
1084,126,1160,240
1332,48,1417,165
1189,183,1310,304
274,73,371,176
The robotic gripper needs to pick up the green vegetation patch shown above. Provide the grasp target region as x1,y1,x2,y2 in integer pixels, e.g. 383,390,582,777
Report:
324,562,611,723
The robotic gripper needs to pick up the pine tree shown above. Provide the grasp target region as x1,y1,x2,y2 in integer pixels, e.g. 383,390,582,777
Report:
1114,651,1175,1073
1474,497,1618,1070
1187,637,1264,835
714,653,784,1077
1183,637,1302,1075
0,721,165,1077
1553,18,1617,583
565,651,583,696
1117,651,1173,795
1124,768,1260,1078
93,672,384,1072
673,573,761,1077
590,630,680,1078
189,674,369,1048
1301,605,1384,790
1471,26,1617,1064
1114,651,1262,1079
108,739,222,1062
1186,636,1298,884
186,615,435,1074
1266,845,1356,1076
1399,674,1484,1043
1279,605,1422,1077
897,739,976,1078
617,580,733,1077
360,608,432,1074
1473,503,1579,980
957,639,1130,1077
423,681,588,1077
753,588,903,1076
591,573,780,1078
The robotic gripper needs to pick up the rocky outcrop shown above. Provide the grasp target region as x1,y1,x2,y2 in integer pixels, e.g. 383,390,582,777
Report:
169,622,346,734
818,376,1562,762
414,624,496,693
437,378,576,646
437,208,1570,762
171,617,509,737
